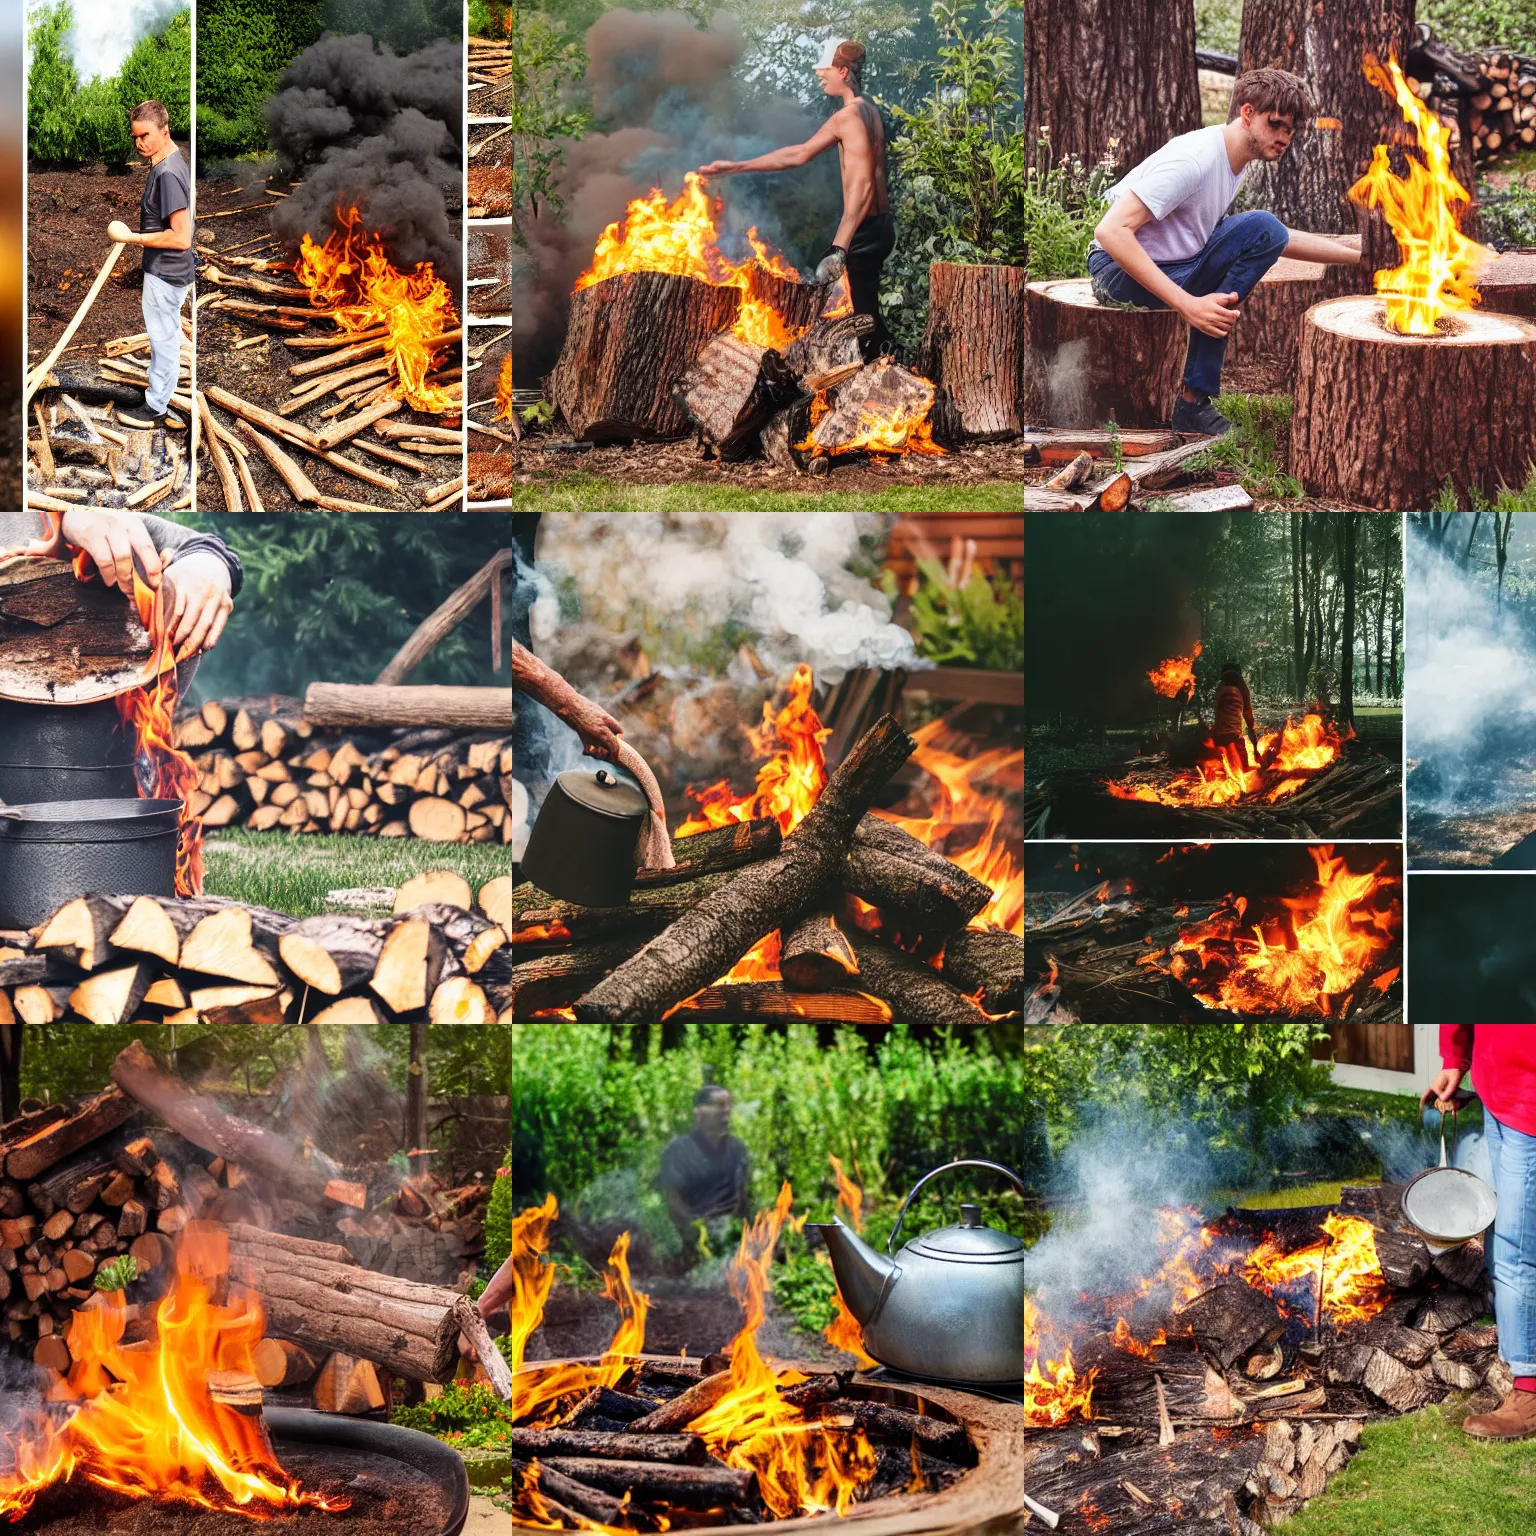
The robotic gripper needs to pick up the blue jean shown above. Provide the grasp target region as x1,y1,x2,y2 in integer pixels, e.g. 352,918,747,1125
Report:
1087,210,1289,398
141,271,189,414
1484,1110,1536,1375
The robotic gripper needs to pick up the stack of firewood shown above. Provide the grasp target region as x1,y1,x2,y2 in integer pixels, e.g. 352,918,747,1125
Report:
1415,41,1536,161
512,716,1024,1023
174,695,513,844
0,874,513,1023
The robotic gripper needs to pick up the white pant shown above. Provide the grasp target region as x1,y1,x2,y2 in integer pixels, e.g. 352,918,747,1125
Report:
141,272,189,415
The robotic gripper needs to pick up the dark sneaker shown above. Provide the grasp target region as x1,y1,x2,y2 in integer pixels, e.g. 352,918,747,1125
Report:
120,408,165,430
1172,395,1234,437
1464,1389,1536,1442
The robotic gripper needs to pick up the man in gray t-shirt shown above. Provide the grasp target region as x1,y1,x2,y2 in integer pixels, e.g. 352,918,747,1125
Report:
105,100,193,431
1089,68,1362,436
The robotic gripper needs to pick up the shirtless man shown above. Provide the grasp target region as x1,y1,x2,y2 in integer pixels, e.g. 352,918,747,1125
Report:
697,40,894,357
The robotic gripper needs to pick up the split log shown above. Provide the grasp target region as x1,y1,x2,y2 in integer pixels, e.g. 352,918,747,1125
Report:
549,271,741,441
511,1429,706,1465
917,262,1027,439
627,1370,734,1432
573,716,916,1021
802,360,936,456
843,815,994,931
780,911,859,989
1362,1347,1435,1412
844,929,989,1026
1175,1282,1286,1371
1024,279,1186,428
1290,297,1536,507
1024,471,1132,512
940,929,1025,1013
783,314,873,382
314,1351,386,1414
4,1089,134,1181
279,917,388,995
540,1457,756,1508
760,394,814,470
675,333,798,457
303,683,513,731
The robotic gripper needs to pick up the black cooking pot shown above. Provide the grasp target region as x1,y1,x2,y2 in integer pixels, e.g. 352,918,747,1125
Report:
520,767,648,907
0,699,139,804
0,799,181,927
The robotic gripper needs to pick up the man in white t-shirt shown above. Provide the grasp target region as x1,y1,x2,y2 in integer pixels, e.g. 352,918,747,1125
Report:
1090,68,1362,436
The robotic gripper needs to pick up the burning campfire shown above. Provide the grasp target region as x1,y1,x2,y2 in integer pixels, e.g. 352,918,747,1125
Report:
0,1224,345,1522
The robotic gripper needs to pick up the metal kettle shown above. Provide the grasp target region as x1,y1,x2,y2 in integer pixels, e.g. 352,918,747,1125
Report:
806,1159,1028,1385
520,766,649,907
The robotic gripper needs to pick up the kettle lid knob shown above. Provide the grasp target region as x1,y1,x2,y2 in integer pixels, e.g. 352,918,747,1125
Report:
595,769,614,785
959,1203,982,1228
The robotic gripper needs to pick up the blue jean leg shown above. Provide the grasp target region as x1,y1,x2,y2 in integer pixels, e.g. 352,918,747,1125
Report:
141,272,190,415
1483,1110,1536,1375
1088,210,1289,397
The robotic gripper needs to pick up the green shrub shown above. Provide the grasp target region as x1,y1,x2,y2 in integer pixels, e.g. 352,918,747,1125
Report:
321,0,461,53
1419,0,1536,51
27,3,85,162
484,1160,512,1274
390,1384,514,1449
889,555,1024,670
195,0,323,160
119,11,191,138
1024,139,1115,279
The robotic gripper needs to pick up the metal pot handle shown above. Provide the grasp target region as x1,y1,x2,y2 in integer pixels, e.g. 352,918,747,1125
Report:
886,1158,1029,1254
1423,1102,1459,1169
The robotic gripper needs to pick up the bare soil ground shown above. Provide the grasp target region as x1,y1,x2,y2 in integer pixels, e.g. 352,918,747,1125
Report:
467,226,513,315
194,175,465,512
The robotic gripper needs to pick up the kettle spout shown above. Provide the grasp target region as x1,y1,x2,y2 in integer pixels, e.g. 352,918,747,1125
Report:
804,1219,899,1326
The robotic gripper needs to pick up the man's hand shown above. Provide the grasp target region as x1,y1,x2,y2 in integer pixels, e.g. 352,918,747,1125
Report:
1420,1067,1472,1114
814,246,848,284
566,696,624,762
46,511,163,596
696,160,738,178
160,555,233,661
1182,291,1241,338
107,220,139,246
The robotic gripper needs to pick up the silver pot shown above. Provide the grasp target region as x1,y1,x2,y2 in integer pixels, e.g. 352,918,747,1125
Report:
1401,1105,1498,1254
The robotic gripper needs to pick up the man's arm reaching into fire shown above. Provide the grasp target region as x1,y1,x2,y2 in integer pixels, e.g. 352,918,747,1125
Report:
0,510,239,658
512,638,623,762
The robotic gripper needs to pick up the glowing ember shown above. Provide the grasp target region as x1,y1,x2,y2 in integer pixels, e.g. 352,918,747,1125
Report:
513,921,573,946
1104,713,1352,808
1349,53,1493,335
577,172,811,350
822,1156,877,1368
1023,1299,1096,1427
493,354,516,424
1148,844,1400,1018
1146,641,1201,699
295,206,461,413
0,1225,346,1520
1243,1213,1387,1326
794,361,945,458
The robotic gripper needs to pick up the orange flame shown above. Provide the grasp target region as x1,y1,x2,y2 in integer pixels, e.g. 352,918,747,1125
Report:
1023,1299,1096,1427
1104,712,1352,809
821,274,853,319
1147,642,1201,699
1150,845,1400,1018
0,1225,346,1520
494,354,516,424
822,1156,877,1368
577,173,810,350
794,360,945,458
1349,53,1493,334
295,207,460,413
1243,1212,1387,1326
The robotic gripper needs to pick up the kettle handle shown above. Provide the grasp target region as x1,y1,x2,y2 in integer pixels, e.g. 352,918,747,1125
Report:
886,1159,1029,1255
1423,1102,1459,1169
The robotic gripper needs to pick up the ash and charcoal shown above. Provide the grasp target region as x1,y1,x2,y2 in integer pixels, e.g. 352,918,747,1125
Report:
30,392,188,511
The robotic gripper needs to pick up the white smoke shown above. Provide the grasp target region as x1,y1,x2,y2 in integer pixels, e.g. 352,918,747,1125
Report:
532,513,926,685
40,0,185,85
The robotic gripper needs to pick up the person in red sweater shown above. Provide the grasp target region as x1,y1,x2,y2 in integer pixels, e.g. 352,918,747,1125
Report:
1211,661,1259,775
1423,1026,1536,1440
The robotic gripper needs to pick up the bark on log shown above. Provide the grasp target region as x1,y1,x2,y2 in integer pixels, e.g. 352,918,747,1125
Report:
780,911,859,990
510,1430,707,1465
626,1369,735,1432
573,716,916,1021
1290,297,1536,507
843,815,995,932
1024,280,1186,429
783,314,873,383
1175,1281,1286,1371
940,928,1025,1014
0,562,152,694
642,982,894,1022
303,683,513,731
4,1089,134,1181
510,937,652,1019
1024,0,1200,174
549,272,741,442
636,818,782,886
539,1457,756,1507
375,548,512,687
675,333,798,458
760,395,813,470
517,1463,635,1528
917,262,1027,439
514,872,736,946
803,361,935,455
844,930,990,1026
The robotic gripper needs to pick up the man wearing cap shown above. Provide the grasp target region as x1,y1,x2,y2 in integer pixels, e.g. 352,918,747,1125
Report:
697,40,894,358
1090,68,1362,436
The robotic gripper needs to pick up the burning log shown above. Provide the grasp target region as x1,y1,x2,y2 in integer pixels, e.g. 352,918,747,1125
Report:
511,1429,708,1465
0,558,153,700
1024,278,1186,428
940,928,1024,1013
549,271,741,441
1291,297,1536,507
845,929,991,1025
509,938,647,1017
800,359,940,457
514,872,736,948
843,815,994,931
783,313,873,382
1175,1282,1287,1371
918,262,1028,439
780,911,859,989
538,1457,758,1508
760,394,815,471
675,333,798,458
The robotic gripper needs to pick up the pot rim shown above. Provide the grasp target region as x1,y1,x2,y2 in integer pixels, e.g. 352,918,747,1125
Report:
0,798,184,841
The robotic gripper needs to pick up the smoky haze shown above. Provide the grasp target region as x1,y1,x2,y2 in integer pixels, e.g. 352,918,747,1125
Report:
517,8,834,379
51,0,184,84
265,34,463,292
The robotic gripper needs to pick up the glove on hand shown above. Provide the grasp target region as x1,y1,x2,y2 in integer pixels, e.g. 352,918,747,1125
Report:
814,246,848,283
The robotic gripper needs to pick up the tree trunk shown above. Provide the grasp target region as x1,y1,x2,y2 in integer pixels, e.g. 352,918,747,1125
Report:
1375,517,1388,693
674,333,798,458
1477,251,1536,322
1236,1,1418,234
0,1028,20,1125
1291,297,1536,507
1024,280,1186,428
1340,512,1357,724
916,263,1027,439
1024,0,1200,173
1389,580,1401,695
548,272,740,442
406,1020,429,1171
1291,511,1305,700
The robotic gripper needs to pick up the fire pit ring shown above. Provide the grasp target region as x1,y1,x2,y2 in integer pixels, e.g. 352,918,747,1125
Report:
511,1355,1024,1535
264,1409,470,1536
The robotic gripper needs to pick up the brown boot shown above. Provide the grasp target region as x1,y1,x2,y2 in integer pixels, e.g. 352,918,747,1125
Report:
1463,1388,1536,1442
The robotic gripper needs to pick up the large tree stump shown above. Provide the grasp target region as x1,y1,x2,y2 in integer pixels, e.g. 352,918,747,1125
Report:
1024,280,1185,428
742,265,824,340
1291,296,1536,507
917,262,1027,439
674,333,797,458
784,314,873,384
548,271,740,442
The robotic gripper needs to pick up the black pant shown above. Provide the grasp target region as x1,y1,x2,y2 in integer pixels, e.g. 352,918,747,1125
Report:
846,210,895,360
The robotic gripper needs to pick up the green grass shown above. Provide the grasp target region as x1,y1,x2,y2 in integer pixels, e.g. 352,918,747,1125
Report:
203,831,509,917
1194,393,1305,499
493,476,1030,512
1286,1404,1536,1536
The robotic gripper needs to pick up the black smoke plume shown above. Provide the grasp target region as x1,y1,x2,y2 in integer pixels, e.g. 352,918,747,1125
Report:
266,34,463,293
